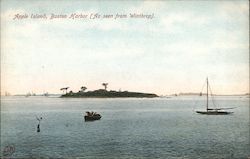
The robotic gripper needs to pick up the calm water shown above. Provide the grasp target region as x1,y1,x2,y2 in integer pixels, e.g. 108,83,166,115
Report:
1,96,249,158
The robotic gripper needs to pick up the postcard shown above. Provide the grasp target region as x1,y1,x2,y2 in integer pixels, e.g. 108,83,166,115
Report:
1,0,249,158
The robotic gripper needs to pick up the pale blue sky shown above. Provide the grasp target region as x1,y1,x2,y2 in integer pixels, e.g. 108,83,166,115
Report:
1,0,249,95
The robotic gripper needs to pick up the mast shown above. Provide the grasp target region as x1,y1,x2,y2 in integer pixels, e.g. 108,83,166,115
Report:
206,77,208,111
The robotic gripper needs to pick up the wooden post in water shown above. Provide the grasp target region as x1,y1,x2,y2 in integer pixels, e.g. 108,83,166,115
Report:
36,116,42,132
37,124,40,132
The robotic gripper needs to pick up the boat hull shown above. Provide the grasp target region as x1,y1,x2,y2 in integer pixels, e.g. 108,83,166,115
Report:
84,115,101,121
196,111,233,115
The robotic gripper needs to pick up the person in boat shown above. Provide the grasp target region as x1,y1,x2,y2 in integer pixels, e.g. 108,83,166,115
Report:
85,111,99,117
86,111,95,116
86,111,90,116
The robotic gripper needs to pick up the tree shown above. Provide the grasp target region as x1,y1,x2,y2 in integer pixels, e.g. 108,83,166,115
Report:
60,87,69,94
102,83,108,90
80,86,87,92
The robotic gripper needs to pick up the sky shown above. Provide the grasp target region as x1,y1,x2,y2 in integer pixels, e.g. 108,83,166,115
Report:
1,0,249,95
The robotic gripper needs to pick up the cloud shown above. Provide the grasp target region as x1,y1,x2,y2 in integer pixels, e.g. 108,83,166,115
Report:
127,1,166,13
1,1,249,94
220,1,249,18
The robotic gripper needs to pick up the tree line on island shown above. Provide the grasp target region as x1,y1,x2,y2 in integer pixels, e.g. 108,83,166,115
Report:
60,83,108,94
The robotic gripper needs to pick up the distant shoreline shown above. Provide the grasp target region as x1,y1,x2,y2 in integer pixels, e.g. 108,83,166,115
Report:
2,92,249,97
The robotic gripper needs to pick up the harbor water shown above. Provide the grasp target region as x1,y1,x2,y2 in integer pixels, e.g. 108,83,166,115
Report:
1,96,249,158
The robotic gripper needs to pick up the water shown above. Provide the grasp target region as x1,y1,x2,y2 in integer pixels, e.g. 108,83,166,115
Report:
1,96,249,158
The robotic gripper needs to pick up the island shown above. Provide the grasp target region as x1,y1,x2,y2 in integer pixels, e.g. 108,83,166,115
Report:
60,83,158,98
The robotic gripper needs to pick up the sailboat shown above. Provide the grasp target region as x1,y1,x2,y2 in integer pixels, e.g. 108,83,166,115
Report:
196,78,234,115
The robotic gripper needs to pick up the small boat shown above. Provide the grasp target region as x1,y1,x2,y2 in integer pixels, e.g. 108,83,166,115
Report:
84,111,101,121
196,78,234,115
